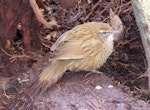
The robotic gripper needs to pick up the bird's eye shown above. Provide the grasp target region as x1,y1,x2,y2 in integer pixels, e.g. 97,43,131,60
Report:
102,32,108,35
101,31,111,36
99,30,111,37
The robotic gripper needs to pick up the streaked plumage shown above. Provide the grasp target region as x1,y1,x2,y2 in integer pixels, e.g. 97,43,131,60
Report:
29,22,117,96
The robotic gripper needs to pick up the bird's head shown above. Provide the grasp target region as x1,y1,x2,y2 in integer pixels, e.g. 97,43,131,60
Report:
99,29,120,42
97,23,119,42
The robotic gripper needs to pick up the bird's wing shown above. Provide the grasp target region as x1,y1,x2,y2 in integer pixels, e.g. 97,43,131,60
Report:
52,23,103,60
51,31,70,51
54,36,102,60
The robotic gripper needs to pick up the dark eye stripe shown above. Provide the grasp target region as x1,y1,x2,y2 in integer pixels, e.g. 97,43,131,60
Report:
103,32,111,34
101,32,111,35
102,32,107,34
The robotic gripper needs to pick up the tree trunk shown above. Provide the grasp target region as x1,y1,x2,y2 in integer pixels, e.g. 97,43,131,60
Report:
0,0,42,49
132,0,150,92
0,0,43,75
0,0,59,75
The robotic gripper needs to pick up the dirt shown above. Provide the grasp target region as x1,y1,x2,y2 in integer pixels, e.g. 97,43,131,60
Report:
0,0,150,110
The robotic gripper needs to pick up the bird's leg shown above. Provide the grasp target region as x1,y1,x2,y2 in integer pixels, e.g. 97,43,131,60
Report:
85,70,103,78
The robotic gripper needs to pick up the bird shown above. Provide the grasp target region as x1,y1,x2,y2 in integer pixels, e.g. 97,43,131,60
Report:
29,22,119,96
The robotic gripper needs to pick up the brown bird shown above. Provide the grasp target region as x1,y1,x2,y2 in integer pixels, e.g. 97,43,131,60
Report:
29,22,119,96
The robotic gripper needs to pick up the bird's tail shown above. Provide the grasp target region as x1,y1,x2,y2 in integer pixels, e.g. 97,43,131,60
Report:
28,60,67,96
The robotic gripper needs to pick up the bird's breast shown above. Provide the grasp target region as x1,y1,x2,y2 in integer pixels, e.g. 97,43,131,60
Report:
68,42,114,72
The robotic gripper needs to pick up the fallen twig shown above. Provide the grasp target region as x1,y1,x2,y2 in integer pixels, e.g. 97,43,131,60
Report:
0,48,31,62
41,42,51,49
29,0,59,29
83,0,101,21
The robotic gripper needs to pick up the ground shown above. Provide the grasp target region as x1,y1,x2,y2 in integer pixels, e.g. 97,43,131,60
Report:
0,0,150,110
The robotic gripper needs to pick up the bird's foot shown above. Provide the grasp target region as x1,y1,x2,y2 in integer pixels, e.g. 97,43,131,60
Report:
85,70,103,78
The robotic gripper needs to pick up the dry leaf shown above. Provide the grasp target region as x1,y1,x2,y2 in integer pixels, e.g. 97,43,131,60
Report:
58,0,77,9
17,23,21,30
87,0,92,4
45,31,57,40
5,40,11,49
109,8,124,41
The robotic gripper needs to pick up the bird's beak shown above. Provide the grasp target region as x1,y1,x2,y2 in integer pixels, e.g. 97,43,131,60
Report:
112,30,120,34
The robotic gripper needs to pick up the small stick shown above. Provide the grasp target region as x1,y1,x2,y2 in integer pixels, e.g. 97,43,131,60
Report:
83,1,100,21
1,48,31,62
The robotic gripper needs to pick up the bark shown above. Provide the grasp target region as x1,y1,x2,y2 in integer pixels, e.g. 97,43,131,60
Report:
132,0,150,92
0,0,42,49
0,0,51,75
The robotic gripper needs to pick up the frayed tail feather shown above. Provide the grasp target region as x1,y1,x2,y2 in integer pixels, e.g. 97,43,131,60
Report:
27,60,67,97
